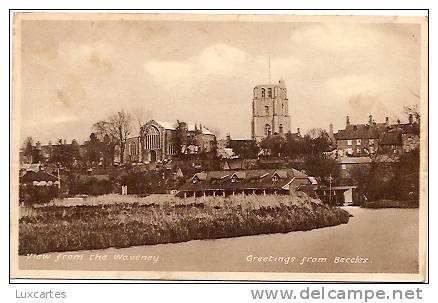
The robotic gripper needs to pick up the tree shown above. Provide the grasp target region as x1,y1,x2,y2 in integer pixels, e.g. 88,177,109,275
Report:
92,110,133,164
403,104,420,123
102,134,115,168
23,137,34,160
304,128,332,156
84,133,102,166
22,137,37,163
230,140,259,159
108,110,132,164
92,120,114,141
303,154,340,183
50,139,80,169
285,133,308,158
259,134,286,157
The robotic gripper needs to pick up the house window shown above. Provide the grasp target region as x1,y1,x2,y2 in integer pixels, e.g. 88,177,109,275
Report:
357,148,361,154
261,88,265,98
369,139,374,145
231,176,238,183
265,106,269,115
347,140,352,146
342,164,346,170
268,88,272,98
272,175,279,182
279,124,283,134
356,139,361,145
192,177,199,184
264,124,271,136
347,148,353,155
369,146,375,153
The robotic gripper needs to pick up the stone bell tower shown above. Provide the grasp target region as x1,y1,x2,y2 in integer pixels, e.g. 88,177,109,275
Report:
251,79,291,142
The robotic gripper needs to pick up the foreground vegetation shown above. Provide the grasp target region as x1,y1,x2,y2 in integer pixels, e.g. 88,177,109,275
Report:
19,193,350,255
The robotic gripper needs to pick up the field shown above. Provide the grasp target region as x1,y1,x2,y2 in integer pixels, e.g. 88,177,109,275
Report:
19,192,350,255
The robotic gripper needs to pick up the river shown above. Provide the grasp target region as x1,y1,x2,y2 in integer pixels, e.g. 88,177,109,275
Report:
19,207,419,274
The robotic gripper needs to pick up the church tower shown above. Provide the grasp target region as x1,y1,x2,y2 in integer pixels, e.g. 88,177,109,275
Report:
251,79,291,142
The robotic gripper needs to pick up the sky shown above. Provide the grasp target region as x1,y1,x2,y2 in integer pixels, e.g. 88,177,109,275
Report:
18,16,423,144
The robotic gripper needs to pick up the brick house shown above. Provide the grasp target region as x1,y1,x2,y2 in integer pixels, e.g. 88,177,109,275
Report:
334,114,420,158
335,115,381,157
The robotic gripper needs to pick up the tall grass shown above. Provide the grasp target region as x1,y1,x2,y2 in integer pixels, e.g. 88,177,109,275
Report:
19,193,349,255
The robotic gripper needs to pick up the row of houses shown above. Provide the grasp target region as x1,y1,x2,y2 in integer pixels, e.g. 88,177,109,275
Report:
332,114,420,158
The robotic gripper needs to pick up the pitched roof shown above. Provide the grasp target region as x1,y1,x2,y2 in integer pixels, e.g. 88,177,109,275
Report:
193,172,208,181
231,171,246,179
393,123,420,135
380,130,402,145
335,124,380,140
155,121,177,130
178,168,309,192
20,163,41,172
273,170,288,179
20,171,58,182
154,121,215,135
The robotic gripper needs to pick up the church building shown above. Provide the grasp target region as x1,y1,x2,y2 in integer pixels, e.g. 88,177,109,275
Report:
251,79,291,142
123,120,216,164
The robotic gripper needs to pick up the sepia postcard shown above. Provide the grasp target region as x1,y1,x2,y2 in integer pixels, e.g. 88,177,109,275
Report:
10,12,428,281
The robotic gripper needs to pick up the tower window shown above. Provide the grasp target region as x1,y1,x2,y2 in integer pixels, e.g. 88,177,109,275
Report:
261,88,265,98
279,124,283,134
265,106,269,115
264,124,271,136
268,88,272,98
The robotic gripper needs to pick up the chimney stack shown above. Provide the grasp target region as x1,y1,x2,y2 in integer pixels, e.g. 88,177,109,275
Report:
368,114,373,125
409,114,414,124
346,116,350,128
297,128,301,135
385,116,389,126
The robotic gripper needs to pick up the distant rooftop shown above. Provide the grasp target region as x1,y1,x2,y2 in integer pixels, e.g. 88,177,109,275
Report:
152,120,215,136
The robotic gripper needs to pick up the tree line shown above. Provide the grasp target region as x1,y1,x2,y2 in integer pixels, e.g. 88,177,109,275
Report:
22,109,134,169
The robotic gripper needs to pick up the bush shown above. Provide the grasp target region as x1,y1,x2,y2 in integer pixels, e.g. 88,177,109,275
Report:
19,185,59,205
69,177,112,196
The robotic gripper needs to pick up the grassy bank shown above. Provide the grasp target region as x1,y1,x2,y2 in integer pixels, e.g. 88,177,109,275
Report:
361,199,419,209
19,193,350,255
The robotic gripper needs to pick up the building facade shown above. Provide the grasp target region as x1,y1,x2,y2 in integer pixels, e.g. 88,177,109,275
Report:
124,120,216,164
176,168,312,198
251,79,291,142
334,115,382,157
334,114,420,158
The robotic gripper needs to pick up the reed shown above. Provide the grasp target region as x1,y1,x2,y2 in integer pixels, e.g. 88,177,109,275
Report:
19,193,350,255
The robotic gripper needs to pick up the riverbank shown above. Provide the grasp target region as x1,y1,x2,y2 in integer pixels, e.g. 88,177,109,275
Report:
19,193,350,255
361,199,419,209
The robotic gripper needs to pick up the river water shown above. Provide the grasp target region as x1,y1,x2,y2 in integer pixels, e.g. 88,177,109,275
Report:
19,207,419,274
